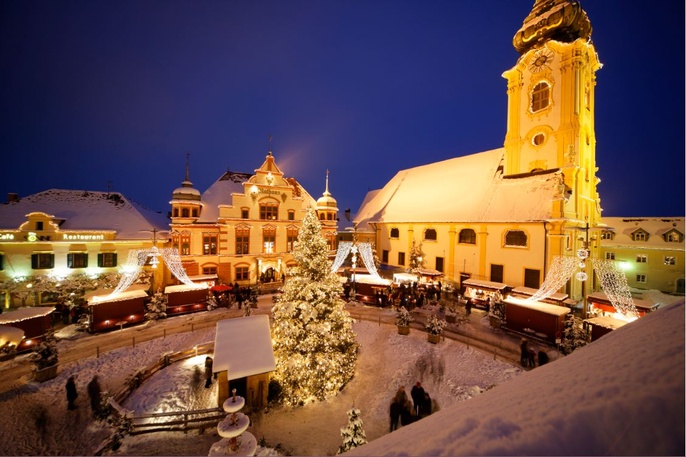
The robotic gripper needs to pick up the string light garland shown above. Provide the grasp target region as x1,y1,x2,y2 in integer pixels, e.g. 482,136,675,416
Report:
526,256,577,303
331,242,353,273
330,242,381,279
592,259,638,319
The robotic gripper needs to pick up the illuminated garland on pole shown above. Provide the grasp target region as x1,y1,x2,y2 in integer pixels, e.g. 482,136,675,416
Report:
526,256,577,303
331,242,353,273
592,259,638,319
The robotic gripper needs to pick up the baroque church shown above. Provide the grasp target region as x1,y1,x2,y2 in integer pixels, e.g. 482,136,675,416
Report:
354,0,603,302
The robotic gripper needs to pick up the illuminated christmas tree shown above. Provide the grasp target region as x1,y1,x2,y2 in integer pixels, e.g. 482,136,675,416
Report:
271,207,358,406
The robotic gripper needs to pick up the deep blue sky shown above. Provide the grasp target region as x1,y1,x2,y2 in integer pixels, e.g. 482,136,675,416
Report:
1,0,683,219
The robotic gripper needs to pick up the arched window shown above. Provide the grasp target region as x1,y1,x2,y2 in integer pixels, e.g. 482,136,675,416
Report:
390,228,400,239
424,228,437,241
504,230,528,247
459,229,476,244
531,82,550,112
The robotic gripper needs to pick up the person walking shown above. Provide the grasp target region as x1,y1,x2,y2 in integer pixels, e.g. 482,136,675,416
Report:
410,382,425,416
389,398,401,432
204,356,214,388
520,338,529,367
87,375,102,416
66,376,78,410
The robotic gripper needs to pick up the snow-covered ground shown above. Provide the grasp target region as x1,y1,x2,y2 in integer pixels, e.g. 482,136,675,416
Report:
0,292,683,456
0,316,522,456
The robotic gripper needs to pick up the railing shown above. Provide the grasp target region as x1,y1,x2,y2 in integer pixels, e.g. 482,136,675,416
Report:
129,407,225,435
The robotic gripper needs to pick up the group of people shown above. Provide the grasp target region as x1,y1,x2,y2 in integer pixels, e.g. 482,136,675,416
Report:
65,374,102,416
389,382,432,432
520,338,549,368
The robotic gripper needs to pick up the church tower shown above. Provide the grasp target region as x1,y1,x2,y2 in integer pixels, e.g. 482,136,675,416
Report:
502,0,602,228
170,153,202,224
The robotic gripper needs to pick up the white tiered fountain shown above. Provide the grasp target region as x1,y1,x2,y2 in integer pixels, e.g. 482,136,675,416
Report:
208,389,257,456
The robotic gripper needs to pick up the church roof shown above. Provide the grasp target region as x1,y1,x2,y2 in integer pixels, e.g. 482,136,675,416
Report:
353,148,561,227
513,0,592,54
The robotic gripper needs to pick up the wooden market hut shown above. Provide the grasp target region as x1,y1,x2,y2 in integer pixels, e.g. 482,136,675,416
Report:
509,286,577,308
463,278,512,309
213,314,276,409
502,297,570,345
584,315,629,341
164,284,209,316
587,292,658,317
87,289,147,333
0,306,54,352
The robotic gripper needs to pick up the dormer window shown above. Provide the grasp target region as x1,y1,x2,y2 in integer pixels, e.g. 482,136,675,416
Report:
600,230,615,240
631,229,649,242
663,229,683,243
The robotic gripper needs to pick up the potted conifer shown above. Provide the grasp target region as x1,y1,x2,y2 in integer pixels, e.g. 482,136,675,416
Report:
31,332,59,382
425,314,447,343
396,306,413,335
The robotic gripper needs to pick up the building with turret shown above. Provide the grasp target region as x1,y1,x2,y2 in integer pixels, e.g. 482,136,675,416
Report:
168,147,338,287
354,0,606,303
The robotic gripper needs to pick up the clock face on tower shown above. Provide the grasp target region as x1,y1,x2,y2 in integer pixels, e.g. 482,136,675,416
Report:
529,48,554,73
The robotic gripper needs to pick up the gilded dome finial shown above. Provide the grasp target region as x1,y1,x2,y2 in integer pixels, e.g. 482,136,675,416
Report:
513,0,592,54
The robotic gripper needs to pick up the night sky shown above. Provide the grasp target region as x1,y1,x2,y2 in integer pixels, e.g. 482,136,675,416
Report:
1,0,683,219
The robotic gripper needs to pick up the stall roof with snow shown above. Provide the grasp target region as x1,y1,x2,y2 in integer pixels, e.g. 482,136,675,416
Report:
584,316,629,331
213,314,276,379
164,283,208,294
504,297,571,316
0,306,55,324
0,325,25,347
463,278,511,290
87,289,148,305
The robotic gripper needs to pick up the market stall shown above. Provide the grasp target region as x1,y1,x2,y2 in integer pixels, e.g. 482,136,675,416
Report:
87,289,147,333
584,315,629,341
509,286,577,308
502,296,570,345
0,306,54,352
462,279,512,310
587,292,658,317
165,284,209,316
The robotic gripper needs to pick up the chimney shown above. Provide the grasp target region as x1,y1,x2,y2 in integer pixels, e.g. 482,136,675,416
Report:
7,193,19,203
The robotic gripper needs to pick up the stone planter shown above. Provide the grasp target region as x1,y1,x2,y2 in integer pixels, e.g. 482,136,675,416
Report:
427,333,441,344
397,325,410,335
34,364,58,382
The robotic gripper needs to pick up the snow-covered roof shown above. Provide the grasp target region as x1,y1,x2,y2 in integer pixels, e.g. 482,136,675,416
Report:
511,286,569,301
0,306,55,324
463,278,511,290
196,171,252,223
339,274,391,286
0,189,169,239
585,316,629,331
587,291,658,311
213,315,276,378
88,289,148,305
600,217,685,250
0,325,24,347
353,148,561,227
504,297,571,316
164,284,208,293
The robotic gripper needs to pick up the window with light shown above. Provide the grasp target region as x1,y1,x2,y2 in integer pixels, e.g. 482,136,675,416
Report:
263,227,276,253
236,228,250,255
203,234,218,255
260,203,278,220
67,253,88,268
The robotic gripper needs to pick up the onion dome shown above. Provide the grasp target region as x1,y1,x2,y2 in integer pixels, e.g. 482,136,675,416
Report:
171,155,201,202
316,170,338,212
513,0,592,54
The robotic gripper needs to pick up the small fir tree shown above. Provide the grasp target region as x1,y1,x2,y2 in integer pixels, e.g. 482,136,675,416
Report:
30,332,58,370
145,290,167,321
271,207,358,406
337,407,367,454
560,314,590,355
